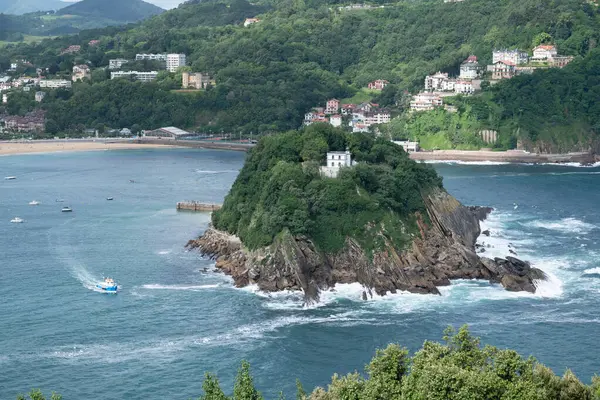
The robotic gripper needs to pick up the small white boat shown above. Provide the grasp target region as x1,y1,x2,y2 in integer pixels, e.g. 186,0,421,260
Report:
96,277,118,293
106,197,114,201
4,176,16,180
29,200,40,206
61,207,73,212
10,217,24,223
55,199,65,203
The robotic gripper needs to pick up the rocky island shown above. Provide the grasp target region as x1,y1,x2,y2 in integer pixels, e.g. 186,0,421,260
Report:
187,125,546,304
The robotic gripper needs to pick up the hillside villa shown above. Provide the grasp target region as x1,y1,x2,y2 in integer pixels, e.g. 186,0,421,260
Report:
493,49,529,65
532,45,558,60
72,65,91,82
459,55,480,79
244,18,260,27
491,61,516,80
410,92,443,112
182,72,214,89
367,79,389,90
61,45,81,55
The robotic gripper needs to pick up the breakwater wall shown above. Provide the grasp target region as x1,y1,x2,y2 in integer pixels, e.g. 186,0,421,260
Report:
177,202,222,212
136,138,252,152
409,150,597,164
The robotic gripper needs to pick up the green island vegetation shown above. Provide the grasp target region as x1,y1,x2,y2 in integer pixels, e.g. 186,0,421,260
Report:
212,124,441,253
20,326,600,399
1,0,600,150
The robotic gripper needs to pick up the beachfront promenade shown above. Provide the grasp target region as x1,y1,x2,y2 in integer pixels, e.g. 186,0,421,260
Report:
138,138,597,164
2,138,595,164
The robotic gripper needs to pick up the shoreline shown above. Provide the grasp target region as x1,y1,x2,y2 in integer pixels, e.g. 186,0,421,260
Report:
0,139,179,156
409,149,598,165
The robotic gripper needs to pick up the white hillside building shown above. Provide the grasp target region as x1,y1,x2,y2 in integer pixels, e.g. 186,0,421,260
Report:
320,149,354,178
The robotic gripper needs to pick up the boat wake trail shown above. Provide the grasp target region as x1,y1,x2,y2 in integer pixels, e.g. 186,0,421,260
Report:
141,283,220,291
71,264,105,292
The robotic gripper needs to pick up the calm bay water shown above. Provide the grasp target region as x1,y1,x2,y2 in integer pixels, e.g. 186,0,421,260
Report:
1,149,599,399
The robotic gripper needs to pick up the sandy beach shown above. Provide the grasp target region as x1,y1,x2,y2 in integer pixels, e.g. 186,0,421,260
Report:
0,140,178,156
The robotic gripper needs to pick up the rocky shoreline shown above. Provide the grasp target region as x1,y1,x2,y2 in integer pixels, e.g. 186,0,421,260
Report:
187,189,546,304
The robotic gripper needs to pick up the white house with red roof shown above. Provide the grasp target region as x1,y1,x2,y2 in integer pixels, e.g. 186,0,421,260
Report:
491,61,516,80
532,45,558,61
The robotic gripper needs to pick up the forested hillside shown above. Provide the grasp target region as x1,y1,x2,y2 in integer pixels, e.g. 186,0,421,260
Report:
2,0,600,150
57,0,164,22
0,0,66,15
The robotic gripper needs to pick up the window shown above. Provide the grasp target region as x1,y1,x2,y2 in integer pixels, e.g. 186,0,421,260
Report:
338,162,342,167
331,162,334,167
338,155,341,160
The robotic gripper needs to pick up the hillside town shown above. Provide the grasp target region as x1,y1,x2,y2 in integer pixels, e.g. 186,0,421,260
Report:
0,38,576,137
0,47,219,135
410,43,573,112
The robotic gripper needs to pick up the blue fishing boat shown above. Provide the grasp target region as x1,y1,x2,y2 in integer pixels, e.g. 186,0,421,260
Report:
96,277,118,293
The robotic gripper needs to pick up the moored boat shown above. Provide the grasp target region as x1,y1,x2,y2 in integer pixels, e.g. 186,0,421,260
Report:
4,176,16,180
10,217,24,223
29,200,40,205
61,207,73,212
96,277,118,293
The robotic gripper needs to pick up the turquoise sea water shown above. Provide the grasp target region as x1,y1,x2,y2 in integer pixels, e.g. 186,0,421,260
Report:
1,149,599,399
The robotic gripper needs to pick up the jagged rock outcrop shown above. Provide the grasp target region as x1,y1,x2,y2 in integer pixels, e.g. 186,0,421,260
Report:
187,188,546,304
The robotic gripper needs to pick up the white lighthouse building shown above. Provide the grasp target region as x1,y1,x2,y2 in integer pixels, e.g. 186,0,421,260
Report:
320,148,354,178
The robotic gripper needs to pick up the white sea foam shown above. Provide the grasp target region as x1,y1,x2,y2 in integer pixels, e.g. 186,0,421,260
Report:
525,218,597,234
141,283,220,291
540,161,600,168
583,267,600,275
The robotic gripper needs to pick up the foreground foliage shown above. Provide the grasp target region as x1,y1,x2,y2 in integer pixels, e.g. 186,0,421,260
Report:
212,124,442,253
194,326,600,400
17,327,600,398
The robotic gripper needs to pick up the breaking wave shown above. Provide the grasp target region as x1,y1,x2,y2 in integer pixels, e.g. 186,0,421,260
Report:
524,218,597,234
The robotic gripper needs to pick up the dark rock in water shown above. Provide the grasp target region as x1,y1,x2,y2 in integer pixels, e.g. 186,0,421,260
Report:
189,190,545,303
482,229,490,237
509,249,517,255
362,291,368,301
478,248,486,253
480,256,546,293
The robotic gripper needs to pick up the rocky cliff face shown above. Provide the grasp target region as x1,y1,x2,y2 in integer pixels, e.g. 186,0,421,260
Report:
187,188,546,304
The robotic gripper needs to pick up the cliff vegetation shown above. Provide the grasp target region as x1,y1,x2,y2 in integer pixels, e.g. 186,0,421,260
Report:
212,124,442,254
